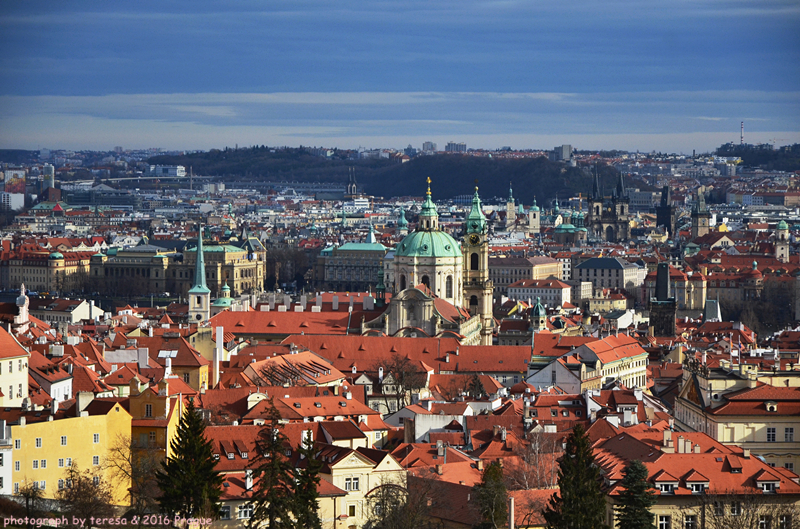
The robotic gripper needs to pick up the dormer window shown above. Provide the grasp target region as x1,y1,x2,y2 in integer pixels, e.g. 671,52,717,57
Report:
689,483,706,494
766,401,778,412
227,452,234,460
760,482,778,493
658,483,675,494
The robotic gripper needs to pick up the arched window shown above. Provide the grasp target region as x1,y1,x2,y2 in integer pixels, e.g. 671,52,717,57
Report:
446,276,453,298
471,253,479,271
421,275,430,288
196,296,202,306
400,274,407,290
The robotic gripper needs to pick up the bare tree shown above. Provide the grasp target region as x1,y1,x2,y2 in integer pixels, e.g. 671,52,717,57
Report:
505,429,561,490
16,480,44,529
105,434,163,527
256,356,307,386
375,353,427,413
364,473,445,529
56,463,115,527
682,488,800,529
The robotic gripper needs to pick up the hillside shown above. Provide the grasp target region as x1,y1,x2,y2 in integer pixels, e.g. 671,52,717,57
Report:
150,147,625,205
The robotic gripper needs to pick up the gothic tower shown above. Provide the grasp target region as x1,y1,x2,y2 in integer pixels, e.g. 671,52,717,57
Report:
528,197,540,236
462,186,494,345
505,183,515,229
691,191,711,239
656,186,676,237
188,225,211,322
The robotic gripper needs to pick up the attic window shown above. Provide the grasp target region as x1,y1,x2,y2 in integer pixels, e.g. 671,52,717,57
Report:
340,402,347,407
213,454,220,460
315,402,322,408
227,453,234,460
294,403,301,408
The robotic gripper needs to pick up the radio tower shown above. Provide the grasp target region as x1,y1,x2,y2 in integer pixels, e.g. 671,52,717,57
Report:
740,121,744,145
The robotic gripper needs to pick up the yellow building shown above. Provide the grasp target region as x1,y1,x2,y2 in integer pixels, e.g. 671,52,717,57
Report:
0,325,30,408
3,394,132,505
128,378,188,458
675,359,800,471
7,250,94,295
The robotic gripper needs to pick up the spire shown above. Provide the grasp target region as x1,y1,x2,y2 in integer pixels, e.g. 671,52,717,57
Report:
592,164,600,199
616,171,625,198
465,185,487,234
508,182,513,201
366,219,377,244
189,225,210,294
419,177,439,229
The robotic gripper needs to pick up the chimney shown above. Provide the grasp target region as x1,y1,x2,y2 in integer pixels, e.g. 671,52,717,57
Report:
165,357,172,378
743,448,750,459
437,444,444,457
663,429,672,446
214,326,224,389
76,391,94,417
684,439,692,454
501,427,507,442
477,459,484,471
436,464,443,475
694,444,701,454
245,469,253,490
50,399,58,415
345,392,352,400
445,353,450,363
677,436,684,453
19,416,25,427
508,495,515,529
332,296,339,311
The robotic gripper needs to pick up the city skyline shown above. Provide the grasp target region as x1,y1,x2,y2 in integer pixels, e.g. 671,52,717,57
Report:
0,1,798,153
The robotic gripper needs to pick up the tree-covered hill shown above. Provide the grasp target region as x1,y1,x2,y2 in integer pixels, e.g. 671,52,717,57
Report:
150,147,624,205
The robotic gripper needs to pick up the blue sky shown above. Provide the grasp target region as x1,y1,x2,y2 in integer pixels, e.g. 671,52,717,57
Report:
0,1,798,153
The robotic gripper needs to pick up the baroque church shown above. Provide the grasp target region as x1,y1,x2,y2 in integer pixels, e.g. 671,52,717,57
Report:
362,180,494,345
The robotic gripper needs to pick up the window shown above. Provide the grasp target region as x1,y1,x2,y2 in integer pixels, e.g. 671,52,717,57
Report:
93,433,100,444
759,515,772,529
35,438,42,448
659,516,671,529
93,456,100,466
149,431,156,444
658,483,674,494
183,373,190,384
32,460,38,469
40,460,46,469
785,463,794,472
684,515,697,529
14,440,20,450
15,461,19,472
145,404,152,417
39,481,45,490
730,502,741,516
93,476,100,486
13,483,18,494
220,506,231,520
785,428,794,443
761,482,777,493
689,483,705,494
345,477,360,491
237,504,253,519
61,436,67,446
348,505,356,517
58,459,64,468
779,515,792,529
767,427,776,442
58,479,64,490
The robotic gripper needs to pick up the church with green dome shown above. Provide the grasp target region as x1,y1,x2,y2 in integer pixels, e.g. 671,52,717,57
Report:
363,179,494,345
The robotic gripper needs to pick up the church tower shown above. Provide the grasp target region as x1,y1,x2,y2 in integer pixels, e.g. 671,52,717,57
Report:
530,297,547,332
691,191,711,239
528,197,540,236
505,183,515,229
188,225,211,322
776,220,790,263
462,186,494,345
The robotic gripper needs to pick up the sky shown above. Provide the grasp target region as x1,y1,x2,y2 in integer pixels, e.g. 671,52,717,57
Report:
0,1,798,154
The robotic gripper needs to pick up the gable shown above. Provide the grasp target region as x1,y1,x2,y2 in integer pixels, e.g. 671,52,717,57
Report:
331,451,375,470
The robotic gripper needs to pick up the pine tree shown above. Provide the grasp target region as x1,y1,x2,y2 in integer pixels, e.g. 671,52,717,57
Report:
247,398,295,529
543,424,609,529
292,430,323,529
156,399,222,519
615,460,656,529
473,462,508,529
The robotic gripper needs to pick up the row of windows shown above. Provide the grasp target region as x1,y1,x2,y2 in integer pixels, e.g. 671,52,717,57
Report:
657,512,792,528
0,359,24,374
21,433,100,450
766,427,794,443
22,456,98,470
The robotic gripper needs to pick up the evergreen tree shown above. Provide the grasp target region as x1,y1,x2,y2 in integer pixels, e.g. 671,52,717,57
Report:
247,398,295,529
156,399,222,519
615,460,656,529
543,424,609,529
473,462,508,529
292,430,323,529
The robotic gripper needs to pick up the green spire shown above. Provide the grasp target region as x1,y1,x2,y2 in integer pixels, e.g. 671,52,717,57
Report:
465,186,487,234
531,196,540,212
397,208,408,229
418,177,439,230
509,182,514,201
189,225,210,294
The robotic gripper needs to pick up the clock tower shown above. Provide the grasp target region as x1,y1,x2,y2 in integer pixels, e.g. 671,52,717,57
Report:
462,186,494,345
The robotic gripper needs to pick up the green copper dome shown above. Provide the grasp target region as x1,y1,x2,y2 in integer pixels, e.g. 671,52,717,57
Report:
554,223,576,233
778,220,789,230
532,297,547,318
397,208,409,228
530,197,540,212
465,187,487,235
395,230,461,258
49,252,64,260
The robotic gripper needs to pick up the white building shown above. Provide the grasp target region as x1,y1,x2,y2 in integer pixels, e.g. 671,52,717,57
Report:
507,278,572,307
